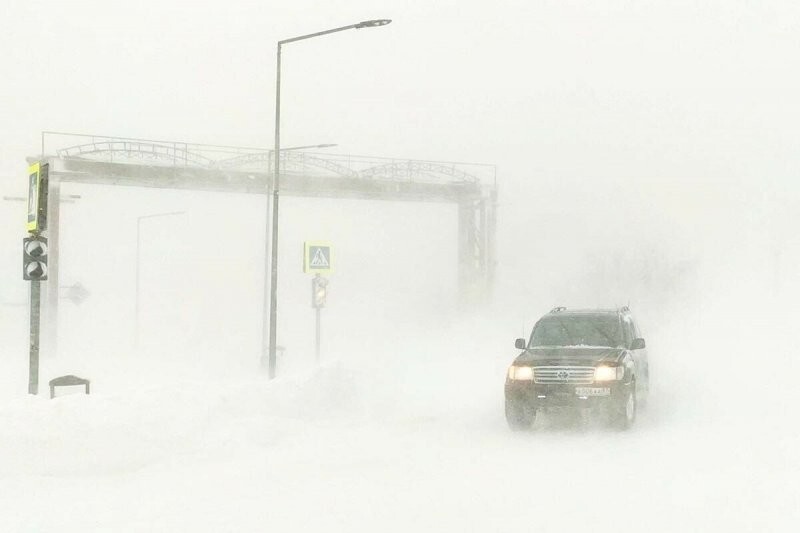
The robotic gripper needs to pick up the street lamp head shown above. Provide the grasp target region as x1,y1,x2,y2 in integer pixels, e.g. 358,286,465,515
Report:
356,19,392,29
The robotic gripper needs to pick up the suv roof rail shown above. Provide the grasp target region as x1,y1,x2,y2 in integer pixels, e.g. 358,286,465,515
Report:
550,306,567,313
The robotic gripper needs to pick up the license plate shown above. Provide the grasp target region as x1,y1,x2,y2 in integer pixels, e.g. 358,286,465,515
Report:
575,387,610,397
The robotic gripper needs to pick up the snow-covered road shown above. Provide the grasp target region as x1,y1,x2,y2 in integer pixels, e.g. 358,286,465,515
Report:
1,332,796,533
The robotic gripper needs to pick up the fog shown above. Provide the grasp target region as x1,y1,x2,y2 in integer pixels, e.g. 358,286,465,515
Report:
1,1,798,531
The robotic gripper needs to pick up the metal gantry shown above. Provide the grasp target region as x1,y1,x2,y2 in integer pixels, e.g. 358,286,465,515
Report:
31,132,498,361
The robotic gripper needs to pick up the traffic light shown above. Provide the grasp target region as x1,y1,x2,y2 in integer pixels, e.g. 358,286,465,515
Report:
23,236,48,281
311,275,329,308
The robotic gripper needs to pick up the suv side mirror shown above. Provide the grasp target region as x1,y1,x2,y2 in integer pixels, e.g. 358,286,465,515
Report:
631,338,646,350
515,338,527,350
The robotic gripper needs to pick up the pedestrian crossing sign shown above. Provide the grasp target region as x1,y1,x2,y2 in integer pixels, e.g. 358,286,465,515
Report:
303,241,333,274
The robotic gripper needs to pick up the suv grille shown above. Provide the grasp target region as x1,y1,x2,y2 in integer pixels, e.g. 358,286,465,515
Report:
533,366,595,385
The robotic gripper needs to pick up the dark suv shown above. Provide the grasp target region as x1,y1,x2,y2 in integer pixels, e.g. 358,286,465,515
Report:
504,307,649,430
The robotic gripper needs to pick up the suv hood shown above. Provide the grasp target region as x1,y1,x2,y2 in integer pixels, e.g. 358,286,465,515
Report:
515,346,625,366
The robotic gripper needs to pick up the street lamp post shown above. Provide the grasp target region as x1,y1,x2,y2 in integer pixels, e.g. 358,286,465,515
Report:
261,143,335,372
135,211,185,349
265,19,391,379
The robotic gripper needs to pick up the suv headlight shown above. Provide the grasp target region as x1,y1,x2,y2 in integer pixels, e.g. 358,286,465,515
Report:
508,366,534,381
594,365,624,381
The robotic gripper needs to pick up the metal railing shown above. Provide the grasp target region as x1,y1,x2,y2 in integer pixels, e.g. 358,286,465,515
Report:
41,131,496,187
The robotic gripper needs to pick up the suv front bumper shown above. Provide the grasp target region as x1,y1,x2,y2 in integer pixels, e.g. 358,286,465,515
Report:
505,379,632,410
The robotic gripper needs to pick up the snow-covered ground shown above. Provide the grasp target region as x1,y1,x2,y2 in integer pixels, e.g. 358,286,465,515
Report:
1,170,798,532
2,1,799,530
1,280,797,532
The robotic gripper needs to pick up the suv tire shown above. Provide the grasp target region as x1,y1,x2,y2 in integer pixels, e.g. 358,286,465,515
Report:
611,383,636,430
505,399,536,431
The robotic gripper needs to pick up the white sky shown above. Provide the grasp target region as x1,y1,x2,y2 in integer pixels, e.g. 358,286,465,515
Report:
1,0,798,356
2,0,798,174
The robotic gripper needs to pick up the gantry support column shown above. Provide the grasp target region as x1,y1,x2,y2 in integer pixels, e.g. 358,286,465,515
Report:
458,198,483,305
457,189,498,305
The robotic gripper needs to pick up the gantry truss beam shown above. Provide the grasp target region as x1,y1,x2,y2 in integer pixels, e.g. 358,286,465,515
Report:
53,157,486,203
29,132,497,364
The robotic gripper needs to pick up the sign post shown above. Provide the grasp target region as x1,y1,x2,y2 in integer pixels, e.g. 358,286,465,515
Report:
316,304,321,362
310,274,329,362
25,161,49,395
304,242,332,363
28,281,41,394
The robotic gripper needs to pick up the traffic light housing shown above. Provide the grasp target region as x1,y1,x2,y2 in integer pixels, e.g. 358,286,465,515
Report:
312,275,329,308
23,236,48,281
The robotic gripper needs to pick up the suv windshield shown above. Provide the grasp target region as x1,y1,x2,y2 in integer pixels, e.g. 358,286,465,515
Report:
529,315,623,348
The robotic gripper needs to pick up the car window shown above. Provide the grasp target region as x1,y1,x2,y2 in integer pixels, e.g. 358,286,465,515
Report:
622,315,634,347
530,315,624,348
631,319,640,340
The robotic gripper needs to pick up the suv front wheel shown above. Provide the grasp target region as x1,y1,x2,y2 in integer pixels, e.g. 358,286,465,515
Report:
611,382,636,430
505,399,536,431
